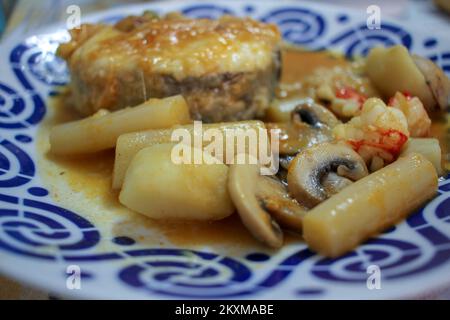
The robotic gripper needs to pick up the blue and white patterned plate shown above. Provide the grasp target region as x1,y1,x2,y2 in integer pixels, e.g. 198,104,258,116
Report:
0,0,449,299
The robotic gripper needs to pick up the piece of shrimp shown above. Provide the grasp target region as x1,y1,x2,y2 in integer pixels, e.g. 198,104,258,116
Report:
333,98,409,171
302,62,379,119
329,86,367,118
388,91,431,137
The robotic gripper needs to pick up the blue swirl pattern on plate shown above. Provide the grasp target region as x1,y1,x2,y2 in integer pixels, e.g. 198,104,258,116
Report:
261,7,326,46
328,22,412,57
0,1,449,299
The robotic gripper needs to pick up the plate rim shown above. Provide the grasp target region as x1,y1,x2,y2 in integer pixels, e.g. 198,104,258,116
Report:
0,0,449,300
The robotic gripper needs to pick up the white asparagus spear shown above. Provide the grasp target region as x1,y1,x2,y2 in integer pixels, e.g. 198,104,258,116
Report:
49,95,191,155
303,153,438,258
112,120,266,189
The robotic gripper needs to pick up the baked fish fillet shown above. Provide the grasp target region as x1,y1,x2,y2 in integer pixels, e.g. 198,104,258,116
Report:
58,12,282,122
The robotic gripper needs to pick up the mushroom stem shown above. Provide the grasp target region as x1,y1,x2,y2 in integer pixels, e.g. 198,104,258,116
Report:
228,163,283,248
257,176,308,232
228,158,309,247
322,172,353,195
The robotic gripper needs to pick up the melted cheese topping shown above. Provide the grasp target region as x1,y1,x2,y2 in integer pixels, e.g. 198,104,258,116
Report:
64,15,281,80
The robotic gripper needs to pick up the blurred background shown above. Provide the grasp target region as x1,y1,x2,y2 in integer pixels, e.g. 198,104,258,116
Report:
0,0,449,40
0,0,449,300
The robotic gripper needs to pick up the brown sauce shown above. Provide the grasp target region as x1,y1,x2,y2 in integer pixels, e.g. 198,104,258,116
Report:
36,49,449,253
281,49,347,83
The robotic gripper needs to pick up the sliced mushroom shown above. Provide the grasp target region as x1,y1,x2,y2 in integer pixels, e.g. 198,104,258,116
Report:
266,122,330,155
412,55,450,111
258,176,308,232
265,97,315,122
228,162,307,247
292,102,341,129
287,142,369,208
266,103,340,156
228,163,282,247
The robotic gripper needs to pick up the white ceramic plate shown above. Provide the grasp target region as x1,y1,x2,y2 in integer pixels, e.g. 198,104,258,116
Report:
0,0,449,299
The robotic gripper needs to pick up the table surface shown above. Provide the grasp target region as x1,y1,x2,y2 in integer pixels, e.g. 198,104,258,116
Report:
0,0,449,300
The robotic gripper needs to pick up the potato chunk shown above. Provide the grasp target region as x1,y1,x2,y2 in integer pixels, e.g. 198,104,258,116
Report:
119,143,234,220
365,46,435,109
